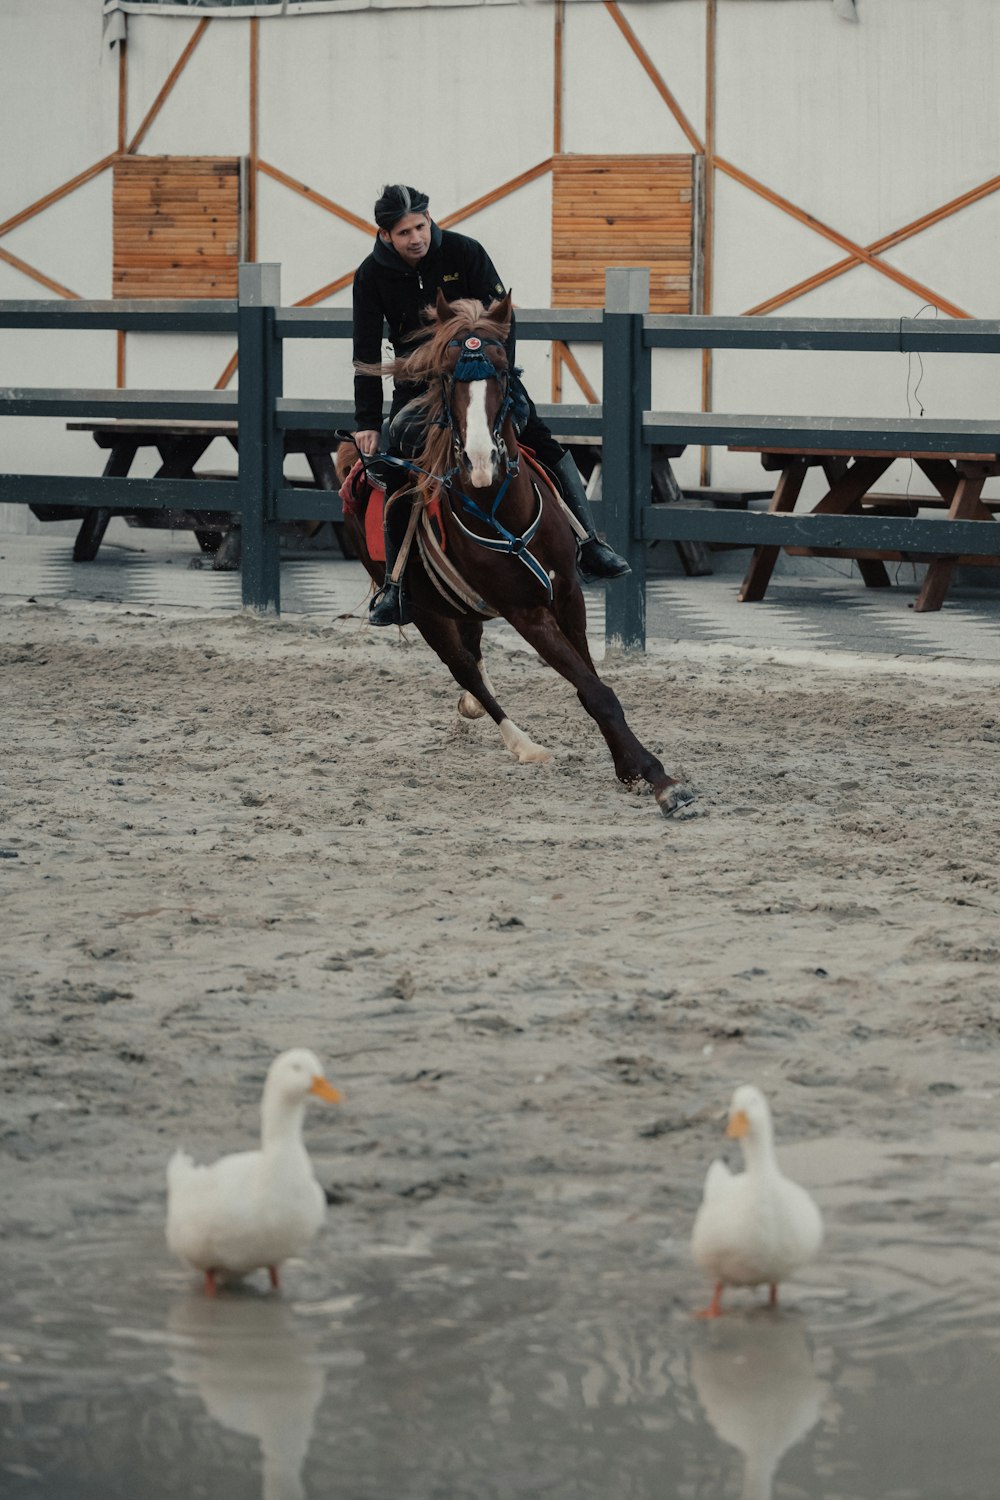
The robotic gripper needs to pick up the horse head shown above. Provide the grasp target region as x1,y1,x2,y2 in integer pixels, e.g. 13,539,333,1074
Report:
435,290,514,490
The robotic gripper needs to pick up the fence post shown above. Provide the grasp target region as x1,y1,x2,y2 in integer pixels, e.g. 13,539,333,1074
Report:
602,267,649,652
237,262,283,613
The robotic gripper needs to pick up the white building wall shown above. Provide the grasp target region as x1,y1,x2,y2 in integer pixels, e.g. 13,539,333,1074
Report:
3,0,999,532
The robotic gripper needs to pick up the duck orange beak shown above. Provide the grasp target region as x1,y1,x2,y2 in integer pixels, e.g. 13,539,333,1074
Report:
310,1075,343,1104
725,1109,750,1139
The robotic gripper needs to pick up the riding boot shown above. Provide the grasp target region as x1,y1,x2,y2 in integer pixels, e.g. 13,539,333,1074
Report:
368,481,413,627
554,450,632,582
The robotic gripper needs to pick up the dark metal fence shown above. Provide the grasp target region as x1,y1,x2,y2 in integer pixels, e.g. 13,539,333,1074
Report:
3,263,1000,648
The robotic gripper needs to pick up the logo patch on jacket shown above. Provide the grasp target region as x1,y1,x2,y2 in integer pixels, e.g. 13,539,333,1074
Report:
442,273,460,283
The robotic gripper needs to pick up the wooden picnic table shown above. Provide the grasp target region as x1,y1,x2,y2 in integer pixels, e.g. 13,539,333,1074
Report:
40,420,350,567
733,444,1000,612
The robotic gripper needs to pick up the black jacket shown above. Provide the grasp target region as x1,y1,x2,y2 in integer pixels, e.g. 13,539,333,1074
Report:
352,224,509,430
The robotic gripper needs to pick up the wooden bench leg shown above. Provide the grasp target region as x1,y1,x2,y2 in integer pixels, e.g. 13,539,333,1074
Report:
857,558,893,589
738,463,806,602
914,469,990,612
914,556,958,612
814,455,894,590
73,508,112,561
73,440,138,561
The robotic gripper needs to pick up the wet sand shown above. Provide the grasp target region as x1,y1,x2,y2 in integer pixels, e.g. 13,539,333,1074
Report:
2,597,1000,1497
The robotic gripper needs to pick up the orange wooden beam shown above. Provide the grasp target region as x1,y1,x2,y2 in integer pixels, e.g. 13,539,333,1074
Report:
127,17,211,154
118,36,128,154
553,0,565,158
556,340,599,405
745,171,1000,316
215,350,239,391
295,269,355,307
257,161,376,235
603,1,704,154
716,156,971,319
247,19,259,263
0,154,118,241
0,244,80,300
438,160,554,229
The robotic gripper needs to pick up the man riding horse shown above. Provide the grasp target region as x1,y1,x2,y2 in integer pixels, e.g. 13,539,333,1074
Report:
352,182,630,626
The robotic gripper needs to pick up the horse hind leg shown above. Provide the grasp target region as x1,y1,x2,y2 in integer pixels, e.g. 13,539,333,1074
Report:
455,619,492,720
457,663,492,719
417,614,552,765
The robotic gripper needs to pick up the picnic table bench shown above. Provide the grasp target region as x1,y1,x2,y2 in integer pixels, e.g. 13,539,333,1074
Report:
35,419,351,566
642,413,1000,611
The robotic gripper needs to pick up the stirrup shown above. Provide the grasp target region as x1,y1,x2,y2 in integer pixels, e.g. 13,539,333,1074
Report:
369,581,403,626
578,535,631,582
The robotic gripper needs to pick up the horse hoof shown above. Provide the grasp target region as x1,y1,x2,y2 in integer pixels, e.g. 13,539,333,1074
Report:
457,692,487,720
517,746,553,765
656,783,697,818
499,718,553,765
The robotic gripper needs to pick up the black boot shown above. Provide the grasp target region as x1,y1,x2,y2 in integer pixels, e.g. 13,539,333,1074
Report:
369,488,413,627
553,451,631,582
368,580,404,627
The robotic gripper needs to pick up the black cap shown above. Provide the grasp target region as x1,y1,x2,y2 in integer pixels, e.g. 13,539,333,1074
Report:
374,184,430,232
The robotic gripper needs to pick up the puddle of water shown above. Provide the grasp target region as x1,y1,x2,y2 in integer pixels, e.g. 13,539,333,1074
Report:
2,1219,999,1500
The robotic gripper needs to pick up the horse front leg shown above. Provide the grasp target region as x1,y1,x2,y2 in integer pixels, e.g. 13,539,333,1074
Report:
551,573,598,674
505,605,695,816
414,613,553,765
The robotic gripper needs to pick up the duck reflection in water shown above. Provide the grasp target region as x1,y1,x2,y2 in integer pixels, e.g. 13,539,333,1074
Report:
691,1315,826,1500
167,1292,325,1500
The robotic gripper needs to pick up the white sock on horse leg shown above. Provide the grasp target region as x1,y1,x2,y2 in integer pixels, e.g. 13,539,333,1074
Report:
499,717,552,765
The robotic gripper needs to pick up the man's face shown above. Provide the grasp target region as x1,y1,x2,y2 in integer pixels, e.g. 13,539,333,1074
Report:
381,212,432,266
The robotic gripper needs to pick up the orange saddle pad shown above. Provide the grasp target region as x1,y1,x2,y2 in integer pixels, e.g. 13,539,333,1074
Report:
339,459,387,562
364,488,386,563
339,459,447,565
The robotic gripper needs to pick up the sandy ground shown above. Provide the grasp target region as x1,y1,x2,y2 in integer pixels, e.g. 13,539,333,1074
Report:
2,595,1000,1320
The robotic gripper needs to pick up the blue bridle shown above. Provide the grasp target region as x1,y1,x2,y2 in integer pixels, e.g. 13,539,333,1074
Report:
442,334,515,459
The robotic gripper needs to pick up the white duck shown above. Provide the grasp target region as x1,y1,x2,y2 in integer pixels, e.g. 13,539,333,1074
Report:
691,1084,822,1317
166,1048,342,1295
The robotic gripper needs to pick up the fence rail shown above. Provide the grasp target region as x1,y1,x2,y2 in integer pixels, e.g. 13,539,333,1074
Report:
2,264,999,647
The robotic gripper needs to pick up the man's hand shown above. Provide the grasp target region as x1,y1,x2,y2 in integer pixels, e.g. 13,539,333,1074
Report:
353,429,381,457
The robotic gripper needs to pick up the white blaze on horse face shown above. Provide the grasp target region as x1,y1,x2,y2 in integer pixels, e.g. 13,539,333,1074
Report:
463,380,497,488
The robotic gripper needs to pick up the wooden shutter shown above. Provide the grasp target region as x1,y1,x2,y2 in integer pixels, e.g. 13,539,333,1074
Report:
552,155,700,314
113,156,241,298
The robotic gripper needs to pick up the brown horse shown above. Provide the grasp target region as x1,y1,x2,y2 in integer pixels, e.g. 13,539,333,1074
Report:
340,290,694,816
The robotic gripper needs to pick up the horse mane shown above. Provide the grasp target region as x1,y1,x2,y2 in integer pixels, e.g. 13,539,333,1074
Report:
355,296,512,502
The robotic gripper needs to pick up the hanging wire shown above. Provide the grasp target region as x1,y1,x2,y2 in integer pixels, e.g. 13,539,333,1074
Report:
897,303,939,583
